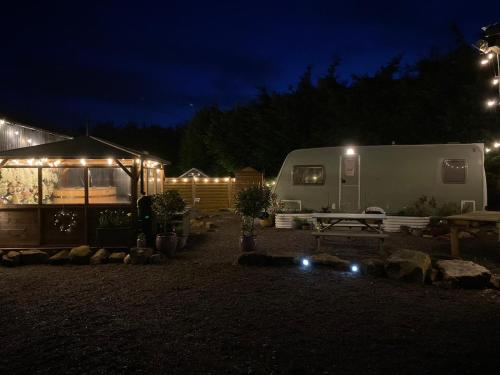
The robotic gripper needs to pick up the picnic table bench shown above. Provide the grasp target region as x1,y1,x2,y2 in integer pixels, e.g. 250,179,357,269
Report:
446,211,500,257
311,213,388,251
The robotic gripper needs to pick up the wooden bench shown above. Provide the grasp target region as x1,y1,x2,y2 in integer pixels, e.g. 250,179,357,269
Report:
312,231,389,251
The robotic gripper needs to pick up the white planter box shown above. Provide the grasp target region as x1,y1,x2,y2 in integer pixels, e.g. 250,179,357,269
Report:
275,213,314,229
383,216,430,233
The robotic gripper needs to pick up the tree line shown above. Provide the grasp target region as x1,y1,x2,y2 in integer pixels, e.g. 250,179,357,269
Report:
78,36,498,184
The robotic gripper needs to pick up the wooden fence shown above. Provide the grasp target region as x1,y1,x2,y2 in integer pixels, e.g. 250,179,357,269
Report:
164,167,263,212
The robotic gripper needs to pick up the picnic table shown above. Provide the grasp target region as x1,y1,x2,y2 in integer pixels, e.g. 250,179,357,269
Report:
311,213,388,251
446,211,500,257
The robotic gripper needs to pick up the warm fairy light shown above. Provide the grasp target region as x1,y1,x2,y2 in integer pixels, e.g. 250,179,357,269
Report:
14,130,19,135
80,158,86,166
0,119,4,125
54,160,61,167
27,159,34,166
13,159,20,165
27,138,32,144
214,178,219,183
494,142,500,148
488,53,495,59
485,148,491,153
271,181,276,185
135,158,141,164
182,178,188,182
193,177,199,182
172,178,178,183
203,178,209,183
345,147,355,155
107,158,113,166
224,177,230,182
493,77,500,85
487,100,497,107
232,178,236,182
480,59,490,65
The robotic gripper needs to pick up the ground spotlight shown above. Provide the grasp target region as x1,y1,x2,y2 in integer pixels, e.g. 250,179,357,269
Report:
350,264,359,273
301,258,310,267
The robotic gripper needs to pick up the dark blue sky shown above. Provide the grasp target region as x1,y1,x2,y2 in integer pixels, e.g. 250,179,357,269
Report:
0,1,497,129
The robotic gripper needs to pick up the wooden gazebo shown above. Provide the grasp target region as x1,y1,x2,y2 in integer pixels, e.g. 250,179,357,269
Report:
0,136,168,247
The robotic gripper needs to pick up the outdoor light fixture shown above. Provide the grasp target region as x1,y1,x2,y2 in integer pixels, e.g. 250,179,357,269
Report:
345,147,355,155
486,147,491,153
487,99,497,107
80,158,86,166
494,142,500,148
350,264,359,273
172,178,178,183
301,258,310,267
493,77,499,85
107,158,113,165
480,58,490,65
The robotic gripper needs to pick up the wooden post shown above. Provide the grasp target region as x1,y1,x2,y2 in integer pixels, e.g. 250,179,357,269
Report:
450,224,460,257
84,167,89,245
37,167,43,246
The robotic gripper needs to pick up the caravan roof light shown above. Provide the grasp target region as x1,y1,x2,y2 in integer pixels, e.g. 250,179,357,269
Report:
345,147,356,155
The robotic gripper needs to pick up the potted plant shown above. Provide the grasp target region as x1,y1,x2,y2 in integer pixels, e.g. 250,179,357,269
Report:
152,190,186,257
235,185,271,252
96,209,132,247
136,232,146,248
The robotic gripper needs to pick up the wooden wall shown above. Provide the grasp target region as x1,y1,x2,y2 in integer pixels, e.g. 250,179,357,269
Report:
164,167,263,212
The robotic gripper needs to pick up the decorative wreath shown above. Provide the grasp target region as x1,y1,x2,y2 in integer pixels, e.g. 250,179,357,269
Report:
53,209,78,233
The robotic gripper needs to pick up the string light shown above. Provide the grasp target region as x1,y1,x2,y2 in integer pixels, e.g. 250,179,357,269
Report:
214,178,219,183
172,178,178,183
80,158,86,166
487,99,497,107
494,142,500,148
203,178,209,183
488,53,495,59
480,58,489,65
493,77,499,85
107,158,113,166
182,178,188,182
485,148,491,153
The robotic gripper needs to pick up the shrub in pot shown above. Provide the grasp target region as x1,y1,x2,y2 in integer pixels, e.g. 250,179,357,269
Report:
152,190,186,257
235,185,271,252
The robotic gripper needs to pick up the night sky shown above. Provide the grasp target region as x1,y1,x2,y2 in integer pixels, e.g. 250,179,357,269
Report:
0,1,497,129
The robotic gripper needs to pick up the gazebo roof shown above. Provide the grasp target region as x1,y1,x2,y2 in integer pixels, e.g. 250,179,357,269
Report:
0,136,169,164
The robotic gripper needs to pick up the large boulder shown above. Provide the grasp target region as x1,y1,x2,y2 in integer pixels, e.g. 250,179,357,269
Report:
49,250,70,265
150,253,167,265
108,252,126,264
385,249,431,283
90,248,110,265
20,250,49,265
310,253,351,271
361,258,385,277
2,251,21,267
69,245,92,265
129,247,154,265
436,260,491,289
238,252,271,266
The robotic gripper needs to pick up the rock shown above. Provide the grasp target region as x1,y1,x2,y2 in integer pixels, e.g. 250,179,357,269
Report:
69,245,92,265
428,268,441,284
48,250,70,265
268,253,298,266
310,253,351,271
385,249,431,283
20,250,49,265
90,248,110,265
436,260,491,289
238,252,271,266
2,251,21,267
108,252,126,263
124,254,131,264
361,258,385,277
488,274,500,290
129,247,154,265
150,253,167,265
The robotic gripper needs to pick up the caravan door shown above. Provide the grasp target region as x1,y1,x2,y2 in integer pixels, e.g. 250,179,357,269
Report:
339,155,360,212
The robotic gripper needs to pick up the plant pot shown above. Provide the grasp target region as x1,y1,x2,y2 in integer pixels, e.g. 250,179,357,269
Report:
240,235,256,252
96,227,133,247
156,233,178,257
137,238,146,248
177,235,188,250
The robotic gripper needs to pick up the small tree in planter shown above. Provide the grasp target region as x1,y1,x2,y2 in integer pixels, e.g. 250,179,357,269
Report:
235,185,271,252
152,190,186,257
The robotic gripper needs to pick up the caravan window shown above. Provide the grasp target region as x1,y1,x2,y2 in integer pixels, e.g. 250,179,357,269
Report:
292,166,324,185
442,159,467,184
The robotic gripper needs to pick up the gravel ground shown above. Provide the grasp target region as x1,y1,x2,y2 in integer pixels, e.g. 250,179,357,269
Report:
1,213,500,374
